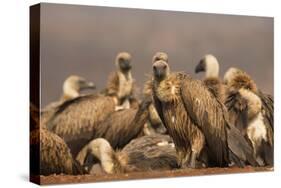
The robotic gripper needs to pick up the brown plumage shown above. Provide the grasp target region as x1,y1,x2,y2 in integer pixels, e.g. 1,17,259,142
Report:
30,104,84,175
224,67,273,166
104,52,137,109
151,60,257,168
41,75,96,127
195,54,257,166
152,52,168,63
195,54,227,103
76,135,178,174
90,97,153,149
47,94,117,157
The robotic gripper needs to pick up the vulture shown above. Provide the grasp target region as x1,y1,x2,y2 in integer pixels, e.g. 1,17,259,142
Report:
76,135,178,174
195,54,227,102
103,52,138,110
223,67,273,166
150,59,257,168
30,104,84,175
46,94,117,157
41,75,96,126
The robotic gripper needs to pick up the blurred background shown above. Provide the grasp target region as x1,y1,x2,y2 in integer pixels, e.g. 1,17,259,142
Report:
40,3,273,106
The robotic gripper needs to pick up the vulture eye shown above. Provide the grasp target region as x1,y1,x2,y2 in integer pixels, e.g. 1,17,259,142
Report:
163,65,167,69
153,66,157,70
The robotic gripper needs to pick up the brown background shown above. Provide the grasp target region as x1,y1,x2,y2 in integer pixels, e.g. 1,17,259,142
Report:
40,3,273,106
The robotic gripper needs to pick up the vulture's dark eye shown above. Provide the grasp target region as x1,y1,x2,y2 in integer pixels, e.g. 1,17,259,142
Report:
153,66,157,70
163,65,167,69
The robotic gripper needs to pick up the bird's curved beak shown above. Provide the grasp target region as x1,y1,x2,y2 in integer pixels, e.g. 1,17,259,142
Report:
82,81,96,90
120,60,132,71
154,67,166,80
195,60,206,73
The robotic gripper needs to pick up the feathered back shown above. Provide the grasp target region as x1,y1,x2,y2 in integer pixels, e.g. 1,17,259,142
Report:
118,135,178,172
47,94,116,156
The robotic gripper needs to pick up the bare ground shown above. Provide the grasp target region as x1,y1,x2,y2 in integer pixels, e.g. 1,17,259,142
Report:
33,166,273,185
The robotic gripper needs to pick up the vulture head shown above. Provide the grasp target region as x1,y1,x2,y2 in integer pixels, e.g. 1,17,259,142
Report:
63,75,96,100
223,67,258,92
85,138,115,174
152,52,168,63
195,54,219,78
153,60,170,81
116,52,132,72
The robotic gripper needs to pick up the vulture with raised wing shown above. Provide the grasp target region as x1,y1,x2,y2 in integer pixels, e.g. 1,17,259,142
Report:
150,59,257,168
76,135,178,174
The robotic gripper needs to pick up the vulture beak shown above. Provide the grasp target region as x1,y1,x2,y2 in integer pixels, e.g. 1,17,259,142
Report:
81,81,96,90
154,65,166,79
120,60,132,71
195,59,206,73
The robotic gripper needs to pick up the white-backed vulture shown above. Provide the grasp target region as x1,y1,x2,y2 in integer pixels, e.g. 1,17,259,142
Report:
76,135,178,174
41,75,96,127
224,68,273,166
30,104,85,175
150,60,257,168
46,94,117,157
104,52,138,110
194,55,262,166
195,54,226,102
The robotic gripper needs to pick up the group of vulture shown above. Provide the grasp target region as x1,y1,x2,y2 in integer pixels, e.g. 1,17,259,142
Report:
30,52,273,176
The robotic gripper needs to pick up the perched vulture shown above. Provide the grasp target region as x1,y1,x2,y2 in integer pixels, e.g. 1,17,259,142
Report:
223,67,273,130
46,94,117,157
76,135,178,174
150,59,257,168
103,52,138,110
224,68,273,166
195,54,227,103
30,104,84,175
41,75,96,127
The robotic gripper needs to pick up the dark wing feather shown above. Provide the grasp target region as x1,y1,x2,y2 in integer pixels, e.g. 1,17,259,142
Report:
47,94,116,156
30,129,84,175
258,90,274,131
92,97,151,149
180,76,229,166
121,135,178,171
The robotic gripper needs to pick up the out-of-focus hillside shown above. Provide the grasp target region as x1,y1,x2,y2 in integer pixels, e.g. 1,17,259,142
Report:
40,3,273,106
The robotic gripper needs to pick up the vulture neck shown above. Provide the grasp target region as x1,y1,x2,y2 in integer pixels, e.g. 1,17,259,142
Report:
99,145,115,174
205,61,219,79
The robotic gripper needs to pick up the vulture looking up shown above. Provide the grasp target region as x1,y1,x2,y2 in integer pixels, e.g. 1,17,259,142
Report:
76,135,178,174
150,58,257,168
195,54,226,102
104,52,138,110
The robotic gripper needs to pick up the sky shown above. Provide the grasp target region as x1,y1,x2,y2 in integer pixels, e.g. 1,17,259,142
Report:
40,3,273,106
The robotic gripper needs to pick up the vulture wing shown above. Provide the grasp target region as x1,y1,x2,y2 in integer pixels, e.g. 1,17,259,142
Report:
47,94,116,156
258,90,274,130
180,76,229,166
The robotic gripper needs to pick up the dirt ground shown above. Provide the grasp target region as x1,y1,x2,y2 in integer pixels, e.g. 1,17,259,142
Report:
33,166,273,185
